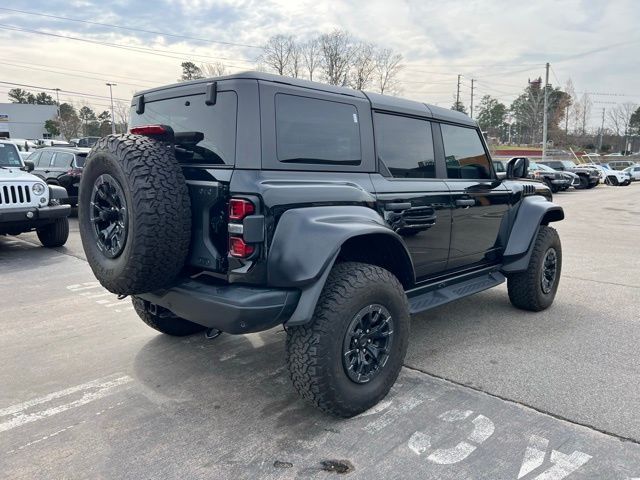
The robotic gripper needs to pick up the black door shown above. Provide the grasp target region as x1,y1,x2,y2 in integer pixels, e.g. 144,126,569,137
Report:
370,112,452,279
439,123,510,270
31,150,54,181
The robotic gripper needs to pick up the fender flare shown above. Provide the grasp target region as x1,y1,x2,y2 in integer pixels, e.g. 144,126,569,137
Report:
48,184,68,201
267,205,414,326
501,195,564,273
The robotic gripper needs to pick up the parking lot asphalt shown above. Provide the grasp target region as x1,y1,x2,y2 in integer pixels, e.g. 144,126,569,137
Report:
1,183,639,479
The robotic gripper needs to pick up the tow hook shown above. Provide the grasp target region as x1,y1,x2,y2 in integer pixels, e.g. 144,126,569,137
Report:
205,328,222,340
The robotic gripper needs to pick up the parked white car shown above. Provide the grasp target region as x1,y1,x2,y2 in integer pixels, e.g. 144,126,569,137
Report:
0,141,71,247
623,165,640,181
580,163,631,186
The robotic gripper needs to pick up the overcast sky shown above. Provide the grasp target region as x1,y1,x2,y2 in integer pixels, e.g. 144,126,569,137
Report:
1,0,638,127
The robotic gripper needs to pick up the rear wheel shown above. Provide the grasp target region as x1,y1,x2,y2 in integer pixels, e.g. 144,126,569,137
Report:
132,297,206,336
286,262,410,417
507,226,561,312
37,218,69,247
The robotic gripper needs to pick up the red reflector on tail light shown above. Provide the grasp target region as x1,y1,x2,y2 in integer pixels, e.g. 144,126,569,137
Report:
130,125,167,136
229,198,255,220
229,236,254,258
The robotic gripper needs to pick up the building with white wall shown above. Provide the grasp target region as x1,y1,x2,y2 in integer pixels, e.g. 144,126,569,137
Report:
0,103,57,140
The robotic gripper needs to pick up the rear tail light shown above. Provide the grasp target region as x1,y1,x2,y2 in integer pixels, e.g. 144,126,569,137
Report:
130,125,167,136
228,197,257,258
229,236,254,258
229,198,255,221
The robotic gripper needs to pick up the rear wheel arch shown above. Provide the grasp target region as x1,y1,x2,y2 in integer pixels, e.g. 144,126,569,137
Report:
337,233,415,289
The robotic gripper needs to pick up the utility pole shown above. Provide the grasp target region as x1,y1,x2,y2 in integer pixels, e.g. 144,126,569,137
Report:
598,108,605,152
456,74,461,109
54,88,61,117
470,79,475,119
106,83,117,134
542,62,550,160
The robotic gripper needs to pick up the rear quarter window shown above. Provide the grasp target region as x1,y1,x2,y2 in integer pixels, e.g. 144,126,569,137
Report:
275,93,361,165
130,91,237,166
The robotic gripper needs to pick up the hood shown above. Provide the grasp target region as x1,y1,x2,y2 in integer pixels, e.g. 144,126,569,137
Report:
0,167,43,183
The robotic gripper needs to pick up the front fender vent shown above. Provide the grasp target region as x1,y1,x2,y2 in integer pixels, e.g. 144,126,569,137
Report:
522,184,536,196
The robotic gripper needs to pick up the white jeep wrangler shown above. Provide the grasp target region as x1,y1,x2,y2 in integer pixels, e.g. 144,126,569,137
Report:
0,141,71,247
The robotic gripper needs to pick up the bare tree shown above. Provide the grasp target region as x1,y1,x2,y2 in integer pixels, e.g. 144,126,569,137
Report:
579,93,592,135
201,62,228,77
374,48,403,94
261,35,294,75
301,38,321,81
319,29,354,86
113,101,130,134
607,102,637,151
288,42,302,78
348,42,377,90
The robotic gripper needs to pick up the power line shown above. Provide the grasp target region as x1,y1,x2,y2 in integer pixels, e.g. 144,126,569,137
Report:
0,24,256,67
0,80,130,102
0,6,262,50
0,60,154,88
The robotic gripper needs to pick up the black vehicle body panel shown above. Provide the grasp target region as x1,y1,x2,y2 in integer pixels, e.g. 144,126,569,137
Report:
127,72,564,333
30,147,86,204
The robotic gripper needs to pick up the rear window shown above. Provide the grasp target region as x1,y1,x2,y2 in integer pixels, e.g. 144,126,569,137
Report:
0,143,22,167
275,94,361,165
130,91,237,166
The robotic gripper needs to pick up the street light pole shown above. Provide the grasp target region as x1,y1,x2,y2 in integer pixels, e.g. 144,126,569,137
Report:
106,83,117,134
542,62,550,160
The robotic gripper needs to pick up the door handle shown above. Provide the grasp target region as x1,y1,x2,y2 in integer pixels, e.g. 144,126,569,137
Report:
384,202,412,211
456,199,476,207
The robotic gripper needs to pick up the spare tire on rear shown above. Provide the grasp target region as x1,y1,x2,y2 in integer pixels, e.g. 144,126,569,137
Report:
79,134,191,295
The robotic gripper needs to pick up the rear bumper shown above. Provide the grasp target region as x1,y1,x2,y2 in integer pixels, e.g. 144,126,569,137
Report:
138,278,301,334
0,205,71,226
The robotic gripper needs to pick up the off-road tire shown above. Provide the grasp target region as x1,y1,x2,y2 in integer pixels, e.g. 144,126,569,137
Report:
132,297,206,336
37,217,69,247
79,134,191,295
576,174,589,189
507,225,561,312
286,262,410,418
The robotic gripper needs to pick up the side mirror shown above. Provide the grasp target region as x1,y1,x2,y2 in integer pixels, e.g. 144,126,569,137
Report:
506,157,529,179
23,160,35,172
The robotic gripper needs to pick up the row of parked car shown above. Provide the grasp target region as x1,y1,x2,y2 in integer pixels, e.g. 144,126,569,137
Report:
494,157,638,193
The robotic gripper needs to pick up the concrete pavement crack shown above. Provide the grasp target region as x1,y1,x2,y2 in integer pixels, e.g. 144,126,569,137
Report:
562,274,640,289
402,363,640,446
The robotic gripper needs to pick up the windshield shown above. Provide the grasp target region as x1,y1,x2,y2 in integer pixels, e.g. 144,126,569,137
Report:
561,160,577,168
0,143,23,167
75,154,87,167
537,163,556,172
528,161,540,171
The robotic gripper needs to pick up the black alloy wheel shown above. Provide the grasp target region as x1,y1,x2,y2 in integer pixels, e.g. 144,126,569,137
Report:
540,247,558,294
90,173,128,259
342,304,394,384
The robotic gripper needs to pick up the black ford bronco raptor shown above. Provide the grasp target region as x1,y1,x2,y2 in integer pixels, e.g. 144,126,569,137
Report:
79,72,564,417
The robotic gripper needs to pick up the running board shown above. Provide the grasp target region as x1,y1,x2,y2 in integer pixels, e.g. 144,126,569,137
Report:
407,270,505,315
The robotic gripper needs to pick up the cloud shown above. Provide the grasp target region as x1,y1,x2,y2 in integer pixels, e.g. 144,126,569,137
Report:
0,0,638,122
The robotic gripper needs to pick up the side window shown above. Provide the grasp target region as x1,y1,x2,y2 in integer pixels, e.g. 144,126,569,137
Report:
374,113,435,178
37,150,54,168
52,152,74,168
441,124,492,179
275,93,361,165
27,151,41,165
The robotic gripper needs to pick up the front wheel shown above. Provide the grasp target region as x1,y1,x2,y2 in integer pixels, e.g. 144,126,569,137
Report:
507,225,562,312
37,218,69,247
286,262,410,417
576,175,589,189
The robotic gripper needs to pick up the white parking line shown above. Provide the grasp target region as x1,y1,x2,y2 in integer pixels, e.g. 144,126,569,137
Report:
0,375,132,433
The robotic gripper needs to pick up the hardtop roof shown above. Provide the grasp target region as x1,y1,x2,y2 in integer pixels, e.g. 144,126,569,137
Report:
133,71,477,127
